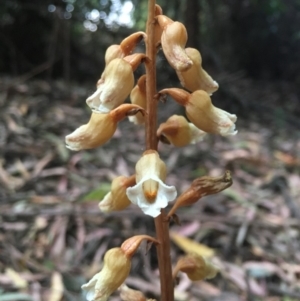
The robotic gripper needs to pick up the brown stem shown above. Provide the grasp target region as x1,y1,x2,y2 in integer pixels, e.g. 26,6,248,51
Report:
145,1,174,300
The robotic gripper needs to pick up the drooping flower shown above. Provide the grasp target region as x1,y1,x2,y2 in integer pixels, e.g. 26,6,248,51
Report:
99,175,136,212
86,54,145,113
126,150,177,217
65,104,145,151
176,48,219,95
159,88,237,136
81,248,131,301
128,75,147,125
172,253,218,282
157,115,206,147
81,235,158,301
157,15,192,72
167,171,232,218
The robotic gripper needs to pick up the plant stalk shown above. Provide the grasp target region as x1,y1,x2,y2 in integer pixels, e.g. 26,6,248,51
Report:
145,1,174,300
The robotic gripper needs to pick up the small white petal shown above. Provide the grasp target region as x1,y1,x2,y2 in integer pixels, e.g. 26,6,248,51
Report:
126,175,177,217
188,123,206,144
85,288,96,301
214,108,238,136
86,87,102,110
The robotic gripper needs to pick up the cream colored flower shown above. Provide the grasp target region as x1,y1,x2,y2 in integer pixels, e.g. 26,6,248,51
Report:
157,15,192,72
159,88,237,136
172,253,218,281
86,58,134,113
157,115,206,147
126,150,177,217
176,48,219,95
187,90,237,136
87,54,145,113
81,248,131,301
99,175,136,212
65,104,145,151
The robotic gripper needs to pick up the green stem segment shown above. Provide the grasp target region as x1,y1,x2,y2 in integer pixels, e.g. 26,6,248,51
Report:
145,1,174,300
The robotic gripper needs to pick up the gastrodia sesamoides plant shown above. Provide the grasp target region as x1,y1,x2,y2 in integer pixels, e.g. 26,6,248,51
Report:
65,2,236,300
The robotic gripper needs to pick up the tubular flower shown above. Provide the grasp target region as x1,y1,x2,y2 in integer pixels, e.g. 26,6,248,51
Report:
99,175,136,212
81,235,158,301
81,248,131,301
104,31,145,65
176,48,219,95
172,253,218,281
87,54,145,113
128,75,147,125
126,150,177,218
157,115,206,147
157,15,192,72
65,104,145,151
159,88,237,136
168,171,232,218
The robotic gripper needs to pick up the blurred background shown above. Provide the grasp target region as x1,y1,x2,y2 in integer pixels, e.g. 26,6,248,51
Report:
0,0,300,300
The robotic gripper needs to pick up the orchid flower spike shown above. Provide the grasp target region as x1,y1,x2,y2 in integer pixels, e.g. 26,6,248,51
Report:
128,75,147,125
157,115,206,147
87,54,146,113
81,248,131,301
172,253,218,282
168,171,232,218
65,104,145,151
105,31,145,65
126,150,177,217
159,88,237,136
99,175,136,212
157,15,192,72
176,48,219,95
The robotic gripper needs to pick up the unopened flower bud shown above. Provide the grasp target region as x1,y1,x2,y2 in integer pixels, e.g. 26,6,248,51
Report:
126,150,177,217
105,32,145,65
128,75,147,125
119,284,147,301
81,248,131,301
99,175,136,212
157,115,206,147
157,15,192,72
168,171,232,217
65,104,145,151
87,54,145,113
176,48,219,95
159,88,237,136
168,170,232,217
173,253,218,281
121,235,159,258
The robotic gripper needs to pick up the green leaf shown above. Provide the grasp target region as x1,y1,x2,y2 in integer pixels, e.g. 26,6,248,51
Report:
81,183,111,202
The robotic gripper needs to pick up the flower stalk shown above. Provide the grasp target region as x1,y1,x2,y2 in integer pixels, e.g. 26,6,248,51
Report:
145,1,174,300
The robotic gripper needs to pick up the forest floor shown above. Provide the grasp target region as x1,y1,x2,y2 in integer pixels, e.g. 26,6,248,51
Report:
0,75,300,301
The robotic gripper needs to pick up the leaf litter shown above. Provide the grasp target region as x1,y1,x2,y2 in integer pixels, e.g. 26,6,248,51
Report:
0,78,300,301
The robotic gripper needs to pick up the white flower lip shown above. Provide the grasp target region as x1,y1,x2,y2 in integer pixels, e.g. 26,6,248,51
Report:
86,86,113,113
188,123,207,144
216,109,237,136
81,273,99,301
126,174,177,218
